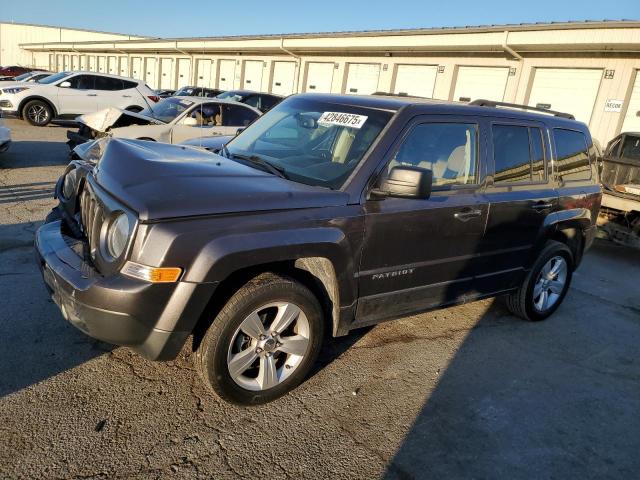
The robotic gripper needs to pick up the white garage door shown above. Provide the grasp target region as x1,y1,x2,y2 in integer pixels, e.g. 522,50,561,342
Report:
196,59,212,87
218,60,236,90
305,62,334,93
177,59,190,88
56,54,63,71
107,56,118,75
131,57,142,79
80,55,88,71
345,63,380,95
97,56,106,73
453,66,509,102
119,57,129,77
160,58,175,89
88,56,97,72
271,61,296,95
393,64,438,98
528,68,602,124
621,71,640,133
144,58,158,88
71,55,79,71
63,55,70,71
243,60,264,90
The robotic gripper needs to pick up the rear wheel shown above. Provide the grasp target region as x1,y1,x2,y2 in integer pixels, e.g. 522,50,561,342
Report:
195,273,324,405
23,100,53,126
506,241,573,321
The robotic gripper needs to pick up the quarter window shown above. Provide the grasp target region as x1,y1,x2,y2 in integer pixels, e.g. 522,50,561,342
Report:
553,129,591,181
493,125,547,184
389,123,478,187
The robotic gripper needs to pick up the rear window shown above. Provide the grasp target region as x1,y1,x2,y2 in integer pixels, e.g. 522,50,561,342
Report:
553,129,591,181
493,125,547,183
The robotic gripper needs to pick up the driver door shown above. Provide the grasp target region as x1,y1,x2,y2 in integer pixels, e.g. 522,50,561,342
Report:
356,116,490,325
170,102,235,143
57,74,99,114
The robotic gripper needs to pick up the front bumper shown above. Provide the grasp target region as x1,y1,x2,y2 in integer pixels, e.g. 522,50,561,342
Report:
35,220,212,360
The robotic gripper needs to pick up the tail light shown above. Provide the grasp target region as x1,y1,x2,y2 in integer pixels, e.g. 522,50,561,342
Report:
147,95,160,103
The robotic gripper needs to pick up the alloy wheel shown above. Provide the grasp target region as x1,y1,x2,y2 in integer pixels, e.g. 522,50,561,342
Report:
532,255,568,312
27,104,49,124
227,302,310,391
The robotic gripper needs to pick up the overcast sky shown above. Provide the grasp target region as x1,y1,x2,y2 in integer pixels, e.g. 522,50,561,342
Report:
1,0,637,38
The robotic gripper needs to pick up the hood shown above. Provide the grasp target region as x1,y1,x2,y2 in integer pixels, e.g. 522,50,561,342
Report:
76,107,161,133
93,138,348,221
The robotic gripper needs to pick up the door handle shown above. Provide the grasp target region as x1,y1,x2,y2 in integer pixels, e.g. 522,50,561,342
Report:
454,209,482,222
86,93,97,96
531,202,553,211
122,95,132,98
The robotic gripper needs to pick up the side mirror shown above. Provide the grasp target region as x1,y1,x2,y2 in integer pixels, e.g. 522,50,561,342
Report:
372,166,433,200
59,81,71,88
182,116,198,126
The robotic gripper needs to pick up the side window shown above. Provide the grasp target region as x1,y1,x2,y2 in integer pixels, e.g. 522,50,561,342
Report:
260,95,281,112
553,129,591,181
122,80,138,90
389,123,478,187
188,103,223,126
94,76,124,91
223,105,259,126
621,136,640,160
492,125,547,184
67,75,95,89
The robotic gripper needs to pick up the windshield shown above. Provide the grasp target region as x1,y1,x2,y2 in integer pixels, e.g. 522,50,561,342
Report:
217,91,244,101
38,71,71,85
13,72,32,81
225,97,392,189
139,97,194,123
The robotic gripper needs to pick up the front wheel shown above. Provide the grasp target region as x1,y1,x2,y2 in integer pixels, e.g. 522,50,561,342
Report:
506,241,573,321
23,100,53,126
195,273,324,405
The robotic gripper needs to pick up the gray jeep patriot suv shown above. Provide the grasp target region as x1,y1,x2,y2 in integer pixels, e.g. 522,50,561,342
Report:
36,94,602,405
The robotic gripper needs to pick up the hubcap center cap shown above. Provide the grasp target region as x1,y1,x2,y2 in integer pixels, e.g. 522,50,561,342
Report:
259,337,277,353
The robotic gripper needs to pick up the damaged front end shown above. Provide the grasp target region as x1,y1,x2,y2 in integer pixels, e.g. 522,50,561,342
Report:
67,107,159,150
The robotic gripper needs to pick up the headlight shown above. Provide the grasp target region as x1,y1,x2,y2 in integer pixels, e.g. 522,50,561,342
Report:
62,168,77,199
106,212,130,258
2,87,30,94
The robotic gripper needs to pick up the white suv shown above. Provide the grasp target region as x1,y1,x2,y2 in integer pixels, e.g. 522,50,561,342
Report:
0,71,159,126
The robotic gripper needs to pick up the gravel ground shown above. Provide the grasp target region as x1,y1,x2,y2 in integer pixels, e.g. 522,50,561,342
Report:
1,118,639,479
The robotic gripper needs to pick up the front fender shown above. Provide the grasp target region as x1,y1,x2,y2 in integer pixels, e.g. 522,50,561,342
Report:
183,226,359,308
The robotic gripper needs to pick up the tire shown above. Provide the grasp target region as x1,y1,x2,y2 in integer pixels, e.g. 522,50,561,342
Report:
23,99,53,126
506,240,574,321
195,272,324,405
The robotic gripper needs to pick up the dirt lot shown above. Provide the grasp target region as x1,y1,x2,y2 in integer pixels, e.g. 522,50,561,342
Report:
1,118,639,479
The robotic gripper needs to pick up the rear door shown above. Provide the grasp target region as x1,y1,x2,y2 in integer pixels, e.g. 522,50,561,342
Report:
94,76,133,110
481,119,558,291
357,116,489,324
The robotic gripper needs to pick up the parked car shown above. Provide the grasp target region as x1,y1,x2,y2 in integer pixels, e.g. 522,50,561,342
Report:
155,89,176,99
0,71,160,127
36,94,601,405
0,65,33,78
0,70,52,82
175,86,224,98
216,90,283,112
598,132,640,247
0,117,10,152
66,96,262,148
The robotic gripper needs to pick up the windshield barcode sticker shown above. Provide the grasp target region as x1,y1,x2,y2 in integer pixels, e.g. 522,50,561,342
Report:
318,112,368,129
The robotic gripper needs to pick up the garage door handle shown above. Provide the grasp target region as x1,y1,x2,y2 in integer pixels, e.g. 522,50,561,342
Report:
454,209,482,221
531,202,553,211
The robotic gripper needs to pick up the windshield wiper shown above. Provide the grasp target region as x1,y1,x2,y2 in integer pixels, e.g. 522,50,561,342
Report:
228,152,288,179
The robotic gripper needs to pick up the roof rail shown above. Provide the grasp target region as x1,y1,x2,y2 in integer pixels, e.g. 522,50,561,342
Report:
469,99,575,120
